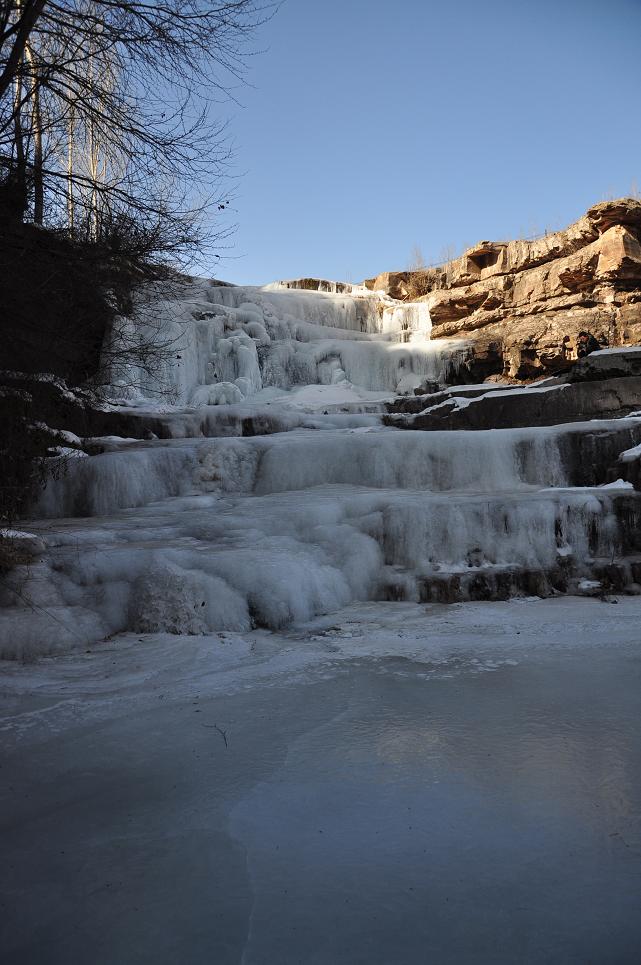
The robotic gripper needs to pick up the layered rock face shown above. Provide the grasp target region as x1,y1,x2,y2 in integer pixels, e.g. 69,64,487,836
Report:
386,349,641,431
365,198,641,380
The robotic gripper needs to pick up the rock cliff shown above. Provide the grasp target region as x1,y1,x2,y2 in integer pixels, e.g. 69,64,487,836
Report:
365,198,641,381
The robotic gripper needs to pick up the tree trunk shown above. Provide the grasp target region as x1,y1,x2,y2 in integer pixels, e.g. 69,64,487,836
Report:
10,70,28,222
67,107,75,230
24,40,43,224
0,0,46,104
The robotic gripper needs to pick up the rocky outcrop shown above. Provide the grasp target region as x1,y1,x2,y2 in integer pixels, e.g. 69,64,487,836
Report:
386,377,641,431
368,198,641,380
272,278,355,294
564,346,641,382
0,530,47,574
362,271,411,300
386,347,641,431
618,442,641,490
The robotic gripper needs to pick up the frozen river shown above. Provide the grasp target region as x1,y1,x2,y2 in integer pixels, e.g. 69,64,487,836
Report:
2,598,641,964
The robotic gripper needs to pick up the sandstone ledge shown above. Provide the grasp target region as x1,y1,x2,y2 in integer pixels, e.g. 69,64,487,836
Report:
368,198,641,379
385,377,641,432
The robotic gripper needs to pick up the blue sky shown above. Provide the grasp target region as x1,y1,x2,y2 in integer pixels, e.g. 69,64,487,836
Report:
212,0,641,285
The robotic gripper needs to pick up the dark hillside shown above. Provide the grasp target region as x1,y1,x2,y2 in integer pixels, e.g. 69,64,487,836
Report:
1,221,119,383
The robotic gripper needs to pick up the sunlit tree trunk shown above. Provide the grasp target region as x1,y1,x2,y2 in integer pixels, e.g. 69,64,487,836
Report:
67,106,75,230
24,39,43,223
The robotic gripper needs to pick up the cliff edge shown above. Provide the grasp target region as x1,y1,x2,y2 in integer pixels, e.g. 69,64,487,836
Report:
365,198,641,380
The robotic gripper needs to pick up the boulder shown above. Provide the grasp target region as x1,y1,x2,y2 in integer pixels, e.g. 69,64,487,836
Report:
566,347,641,383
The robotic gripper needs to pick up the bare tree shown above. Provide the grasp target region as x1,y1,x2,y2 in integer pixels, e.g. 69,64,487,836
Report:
0,0,274,259
0,0,46,104
408,243,426,272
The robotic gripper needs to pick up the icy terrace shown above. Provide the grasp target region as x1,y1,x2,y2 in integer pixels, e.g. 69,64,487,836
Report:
2,279,641,659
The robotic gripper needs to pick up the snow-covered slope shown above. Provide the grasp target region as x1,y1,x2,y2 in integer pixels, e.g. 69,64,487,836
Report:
2,280,641,659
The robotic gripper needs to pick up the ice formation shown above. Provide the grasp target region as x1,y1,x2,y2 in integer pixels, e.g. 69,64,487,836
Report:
109,280,464,404
2,278,641,659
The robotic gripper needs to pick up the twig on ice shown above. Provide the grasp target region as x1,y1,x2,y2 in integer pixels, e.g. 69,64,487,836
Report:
203,723,228,747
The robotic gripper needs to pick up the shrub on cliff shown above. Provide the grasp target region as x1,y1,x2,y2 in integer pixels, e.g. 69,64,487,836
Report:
0,381,60,526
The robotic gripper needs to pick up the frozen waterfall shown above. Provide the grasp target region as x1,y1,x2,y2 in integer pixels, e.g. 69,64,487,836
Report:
2,278,641,658
108,280,466,405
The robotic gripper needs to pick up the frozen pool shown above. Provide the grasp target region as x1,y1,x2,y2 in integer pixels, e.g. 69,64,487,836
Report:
1,598,641,964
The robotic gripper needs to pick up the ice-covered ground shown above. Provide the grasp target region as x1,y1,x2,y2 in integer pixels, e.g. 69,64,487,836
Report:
2,598,641,963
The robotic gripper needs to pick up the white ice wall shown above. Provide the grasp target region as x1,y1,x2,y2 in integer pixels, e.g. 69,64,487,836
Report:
107,280,467,405
38,426,571,519
7,477,631,659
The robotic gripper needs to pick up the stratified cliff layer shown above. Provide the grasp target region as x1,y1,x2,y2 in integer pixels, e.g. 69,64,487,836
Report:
365,198,641,380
